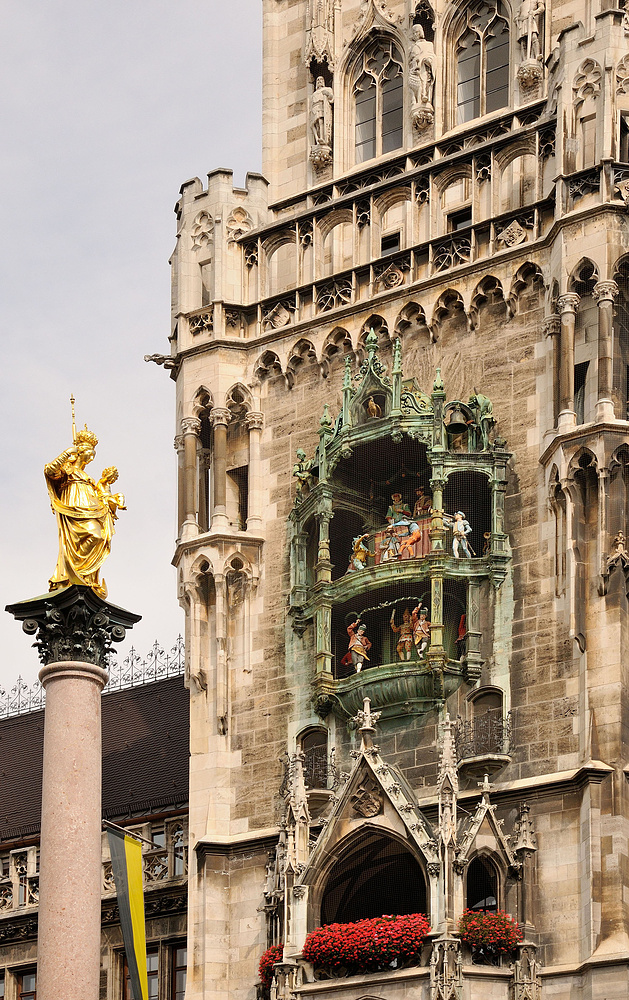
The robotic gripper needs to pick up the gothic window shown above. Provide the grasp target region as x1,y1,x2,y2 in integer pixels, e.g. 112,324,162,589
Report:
466,855,498,912
354,39,404,163
456,1,510,125
321,835,427,924
298,727,329,789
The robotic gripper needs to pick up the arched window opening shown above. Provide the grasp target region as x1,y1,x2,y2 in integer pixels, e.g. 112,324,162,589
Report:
354,39,404,164
456,2,510,125
321,835,427,925
298,728,329,789
466,856,498,912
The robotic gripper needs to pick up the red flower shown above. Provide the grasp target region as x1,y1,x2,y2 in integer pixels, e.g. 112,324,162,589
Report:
258,943,283,988
458,910,522,954
302,913,431,972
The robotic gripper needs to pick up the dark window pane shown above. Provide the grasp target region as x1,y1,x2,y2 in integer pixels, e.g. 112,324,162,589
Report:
356,75,376,162
485,22,509,111
467,857,498,912
382,127,403,152
458,30,480,123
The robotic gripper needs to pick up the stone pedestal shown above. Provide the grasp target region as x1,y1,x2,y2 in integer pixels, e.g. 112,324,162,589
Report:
6,585,141,1000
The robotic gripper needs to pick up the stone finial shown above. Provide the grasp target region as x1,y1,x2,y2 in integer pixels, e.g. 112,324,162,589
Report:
343,354,353,388
392,337,402,375
433,367,444,392
512,801,537,855
353,696,381,750
6,585,141,668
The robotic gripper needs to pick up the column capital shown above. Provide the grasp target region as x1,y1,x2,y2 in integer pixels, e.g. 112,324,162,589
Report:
6,585,141,668
245,411,264,431
173,434,184,451
542,314,561,337
558,292,580,314
593,279,619,303
181,416,201,436
210,407,231,427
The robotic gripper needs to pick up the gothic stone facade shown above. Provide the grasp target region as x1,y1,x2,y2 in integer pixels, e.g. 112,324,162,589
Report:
159,1,629,998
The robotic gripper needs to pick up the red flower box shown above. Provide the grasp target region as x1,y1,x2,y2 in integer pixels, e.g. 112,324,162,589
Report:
258,943,283,989
458,909,522,955
302,913,431,973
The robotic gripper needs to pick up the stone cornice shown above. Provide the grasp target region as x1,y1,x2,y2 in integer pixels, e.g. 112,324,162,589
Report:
540,421,629,466
195,826,280,858
415,760,614,810
172,529,265,567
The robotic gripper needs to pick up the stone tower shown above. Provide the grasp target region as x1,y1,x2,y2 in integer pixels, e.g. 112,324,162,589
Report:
155,1,629,997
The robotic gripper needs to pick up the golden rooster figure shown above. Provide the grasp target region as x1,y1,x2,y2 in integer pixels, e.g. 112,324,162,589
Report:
44,399,126,599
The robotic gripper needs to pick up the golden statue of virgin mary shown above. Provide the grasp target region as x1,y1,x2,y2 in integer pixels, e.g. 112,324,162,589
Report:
44,410,126,599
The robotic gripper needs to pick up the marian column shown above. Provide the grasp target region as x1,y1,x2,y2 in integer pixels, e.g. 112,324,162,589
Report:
6,416,140,1000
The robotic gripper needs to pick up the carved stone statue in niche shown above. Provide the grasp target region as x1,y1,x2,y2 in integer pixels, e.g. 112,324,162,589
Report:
409,23,435,134
310,76,334,171
516,0,544,92
516,0,543,62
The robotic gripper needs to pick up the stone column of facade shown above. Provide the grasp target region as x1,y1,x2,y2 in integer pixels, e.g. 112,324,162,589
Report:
245,411,264,531
557,293,580,430
543,314,561,426
593,280,619,422
210,407,231,530
174,433,185,538
5,586,140,1000
181,416,201,541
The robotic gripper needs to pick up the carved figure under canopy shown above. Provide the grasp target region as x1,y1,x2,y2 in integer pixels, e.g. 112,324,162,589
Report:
45,425,126,599
516,0,544,62
341,620,372,672
310,76,334,147
409,23,435,131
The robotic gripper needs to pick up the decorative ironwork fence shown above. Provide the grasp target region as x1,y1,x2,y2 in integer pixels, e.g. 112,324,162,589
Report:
455,710,512,760
0,635,185,719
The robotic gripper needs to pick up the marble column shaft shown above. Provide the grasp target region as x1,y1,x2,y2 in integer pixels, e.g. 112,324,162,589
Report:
37,659,109,1000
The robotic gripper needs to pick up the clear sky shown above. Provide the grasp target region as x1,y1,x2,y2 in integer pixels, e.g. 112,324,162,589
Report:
0,0,262,687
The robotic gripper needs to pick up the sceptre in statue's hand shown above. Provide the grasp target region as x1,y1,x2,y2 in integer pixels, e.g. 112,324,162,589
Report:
44,397,126,599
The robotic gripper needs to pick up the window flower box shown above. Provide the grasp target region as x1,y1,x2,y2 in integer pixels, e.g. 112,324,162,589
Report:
302,913,431,978
258,943,284,991
458,909,522,964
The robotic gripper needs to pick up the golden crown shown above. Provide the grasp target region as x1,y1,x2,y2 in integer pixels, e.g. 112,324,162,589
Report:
75,425,98,448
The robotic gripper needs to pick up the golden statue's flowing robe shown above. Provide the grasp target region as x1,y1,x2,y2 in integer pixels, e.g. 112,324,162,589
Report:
45,450,115,598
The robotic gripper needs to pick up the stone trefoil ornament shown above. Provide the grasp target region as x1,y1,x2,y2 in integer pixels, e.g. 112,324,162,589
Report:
310,76,334,171
44,397,126,600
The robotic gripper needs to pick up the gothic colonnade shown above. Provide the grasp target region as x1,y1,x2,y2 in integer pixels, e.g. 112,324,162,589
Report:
551,279,619,429
175,406,264,540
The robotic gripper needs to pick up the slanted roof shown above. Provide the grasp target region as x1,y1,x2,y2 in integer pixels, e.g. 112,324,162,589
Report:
0,675,189,843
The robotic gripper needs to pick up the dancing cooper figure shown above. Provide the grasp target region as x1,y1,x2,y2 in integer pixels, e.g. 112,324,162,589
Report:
44,399,126,599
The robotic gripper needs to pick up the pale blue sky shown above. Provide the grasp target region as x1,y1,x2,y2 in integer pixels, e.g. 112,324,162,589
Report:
0,0,262,685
